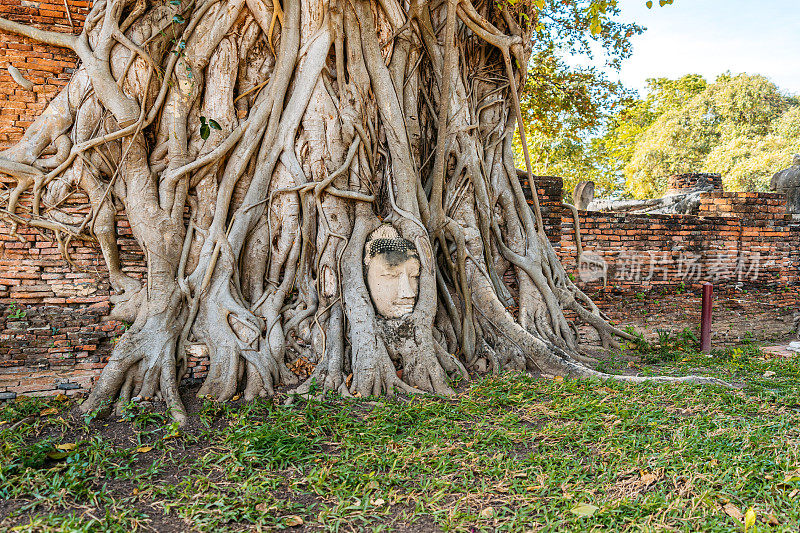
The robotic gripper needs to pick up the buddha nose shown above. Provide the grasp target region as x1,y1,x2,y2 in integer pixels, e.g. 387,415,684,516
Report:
398,273,415,298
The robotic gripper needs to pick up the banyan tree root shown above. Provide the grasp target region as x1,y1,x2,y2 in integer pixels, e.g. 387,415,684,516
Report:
0,0,728,422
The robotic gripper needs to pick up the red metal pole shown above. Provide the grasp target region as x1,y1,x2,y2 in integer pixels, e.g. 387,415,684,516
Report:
700,282,713,353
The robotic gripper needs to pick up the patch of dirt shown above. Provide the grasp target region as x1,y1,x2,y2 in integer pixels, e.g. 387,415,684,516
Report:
592,289,795,345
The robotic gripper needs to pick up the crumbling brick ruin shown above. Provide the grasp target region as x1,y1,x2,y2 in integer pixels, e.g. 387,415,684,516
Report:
0,0,797,398
666,172,724,194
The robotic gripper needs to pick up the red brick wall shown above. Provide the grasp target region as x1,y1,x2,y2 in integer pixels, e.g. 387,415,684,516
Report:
697,192,787,219
667,172,723,193
0,179,146,398
559,193,800,294
520,174,564,245
0,0,96,399
0,0,215,398
0,200,214,398
0,0,88,144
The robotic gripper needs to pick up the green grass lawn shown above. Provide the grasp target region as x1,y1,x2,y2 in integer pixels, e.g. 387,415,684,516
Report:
1,341,799,532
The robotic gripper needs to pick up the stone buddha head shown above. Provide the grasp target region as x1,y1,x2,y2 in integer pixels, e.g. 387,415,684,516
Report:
364,225,420,318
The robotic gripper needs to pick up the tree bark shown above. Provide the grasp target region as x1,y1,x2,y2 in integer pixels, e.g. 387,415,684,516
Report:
0,0,725,421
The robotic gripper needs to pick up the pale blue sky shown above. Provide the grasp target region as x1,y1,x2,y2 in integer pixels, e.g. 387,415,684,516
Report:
610,0,800,96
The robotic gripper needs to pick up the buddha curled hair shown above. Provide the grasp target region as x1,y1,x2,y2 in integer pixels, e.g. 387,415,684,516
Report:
364,225,419,268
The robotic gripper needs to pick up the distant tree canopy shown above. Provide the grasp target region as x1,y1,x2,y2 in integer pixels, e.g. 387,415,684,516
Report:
611,73,800,198
516,24,799,201
513,0,643,198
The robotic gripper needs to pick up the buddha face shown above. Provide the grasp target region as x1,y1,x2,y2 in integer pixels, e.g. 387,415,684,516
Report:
365,234,420,318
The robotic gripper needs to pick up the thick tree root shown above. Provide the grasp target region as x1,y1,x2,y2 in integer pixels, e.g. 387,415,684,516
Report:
0,0,730,423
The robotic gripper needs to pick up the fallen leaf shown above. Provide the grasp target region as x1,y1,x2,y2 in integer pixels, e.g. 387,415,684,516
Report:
627,361,637,368
723,503,743,520
255,502,269,513
55,443,76,451
553,375,564,383
136,446,153,453
132,488,139,495
763,371,776,378
480,507,494,519
231,395,240,401
744,508,756,531
764,513,779,526
55,394,69,402
40,408,58,416
371,498,385,506
640,473,658,485
284,515,304,527
570,503,599,517
46,451,69,460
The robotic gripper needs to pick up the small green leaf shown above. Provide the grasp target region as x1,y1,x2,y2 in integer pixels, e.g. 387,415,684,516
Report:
200,123,210,140
170,0,181,4
570,503,599,517
208,119,221,130
47,451,70,460
172,14,185,24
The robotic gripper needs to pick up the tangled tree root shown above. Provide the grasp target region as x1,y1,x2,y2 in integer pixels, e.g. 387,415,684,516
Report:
0,0,728,422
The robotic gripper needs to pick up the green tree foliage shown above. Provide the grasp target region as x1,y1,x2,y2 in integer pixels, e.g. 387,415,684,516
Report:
605,73,800,198
514,0,643,199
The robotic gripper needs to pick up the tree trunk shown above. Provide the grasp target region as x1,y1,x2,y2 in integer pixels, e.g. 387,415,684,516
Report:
0,0,724,421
